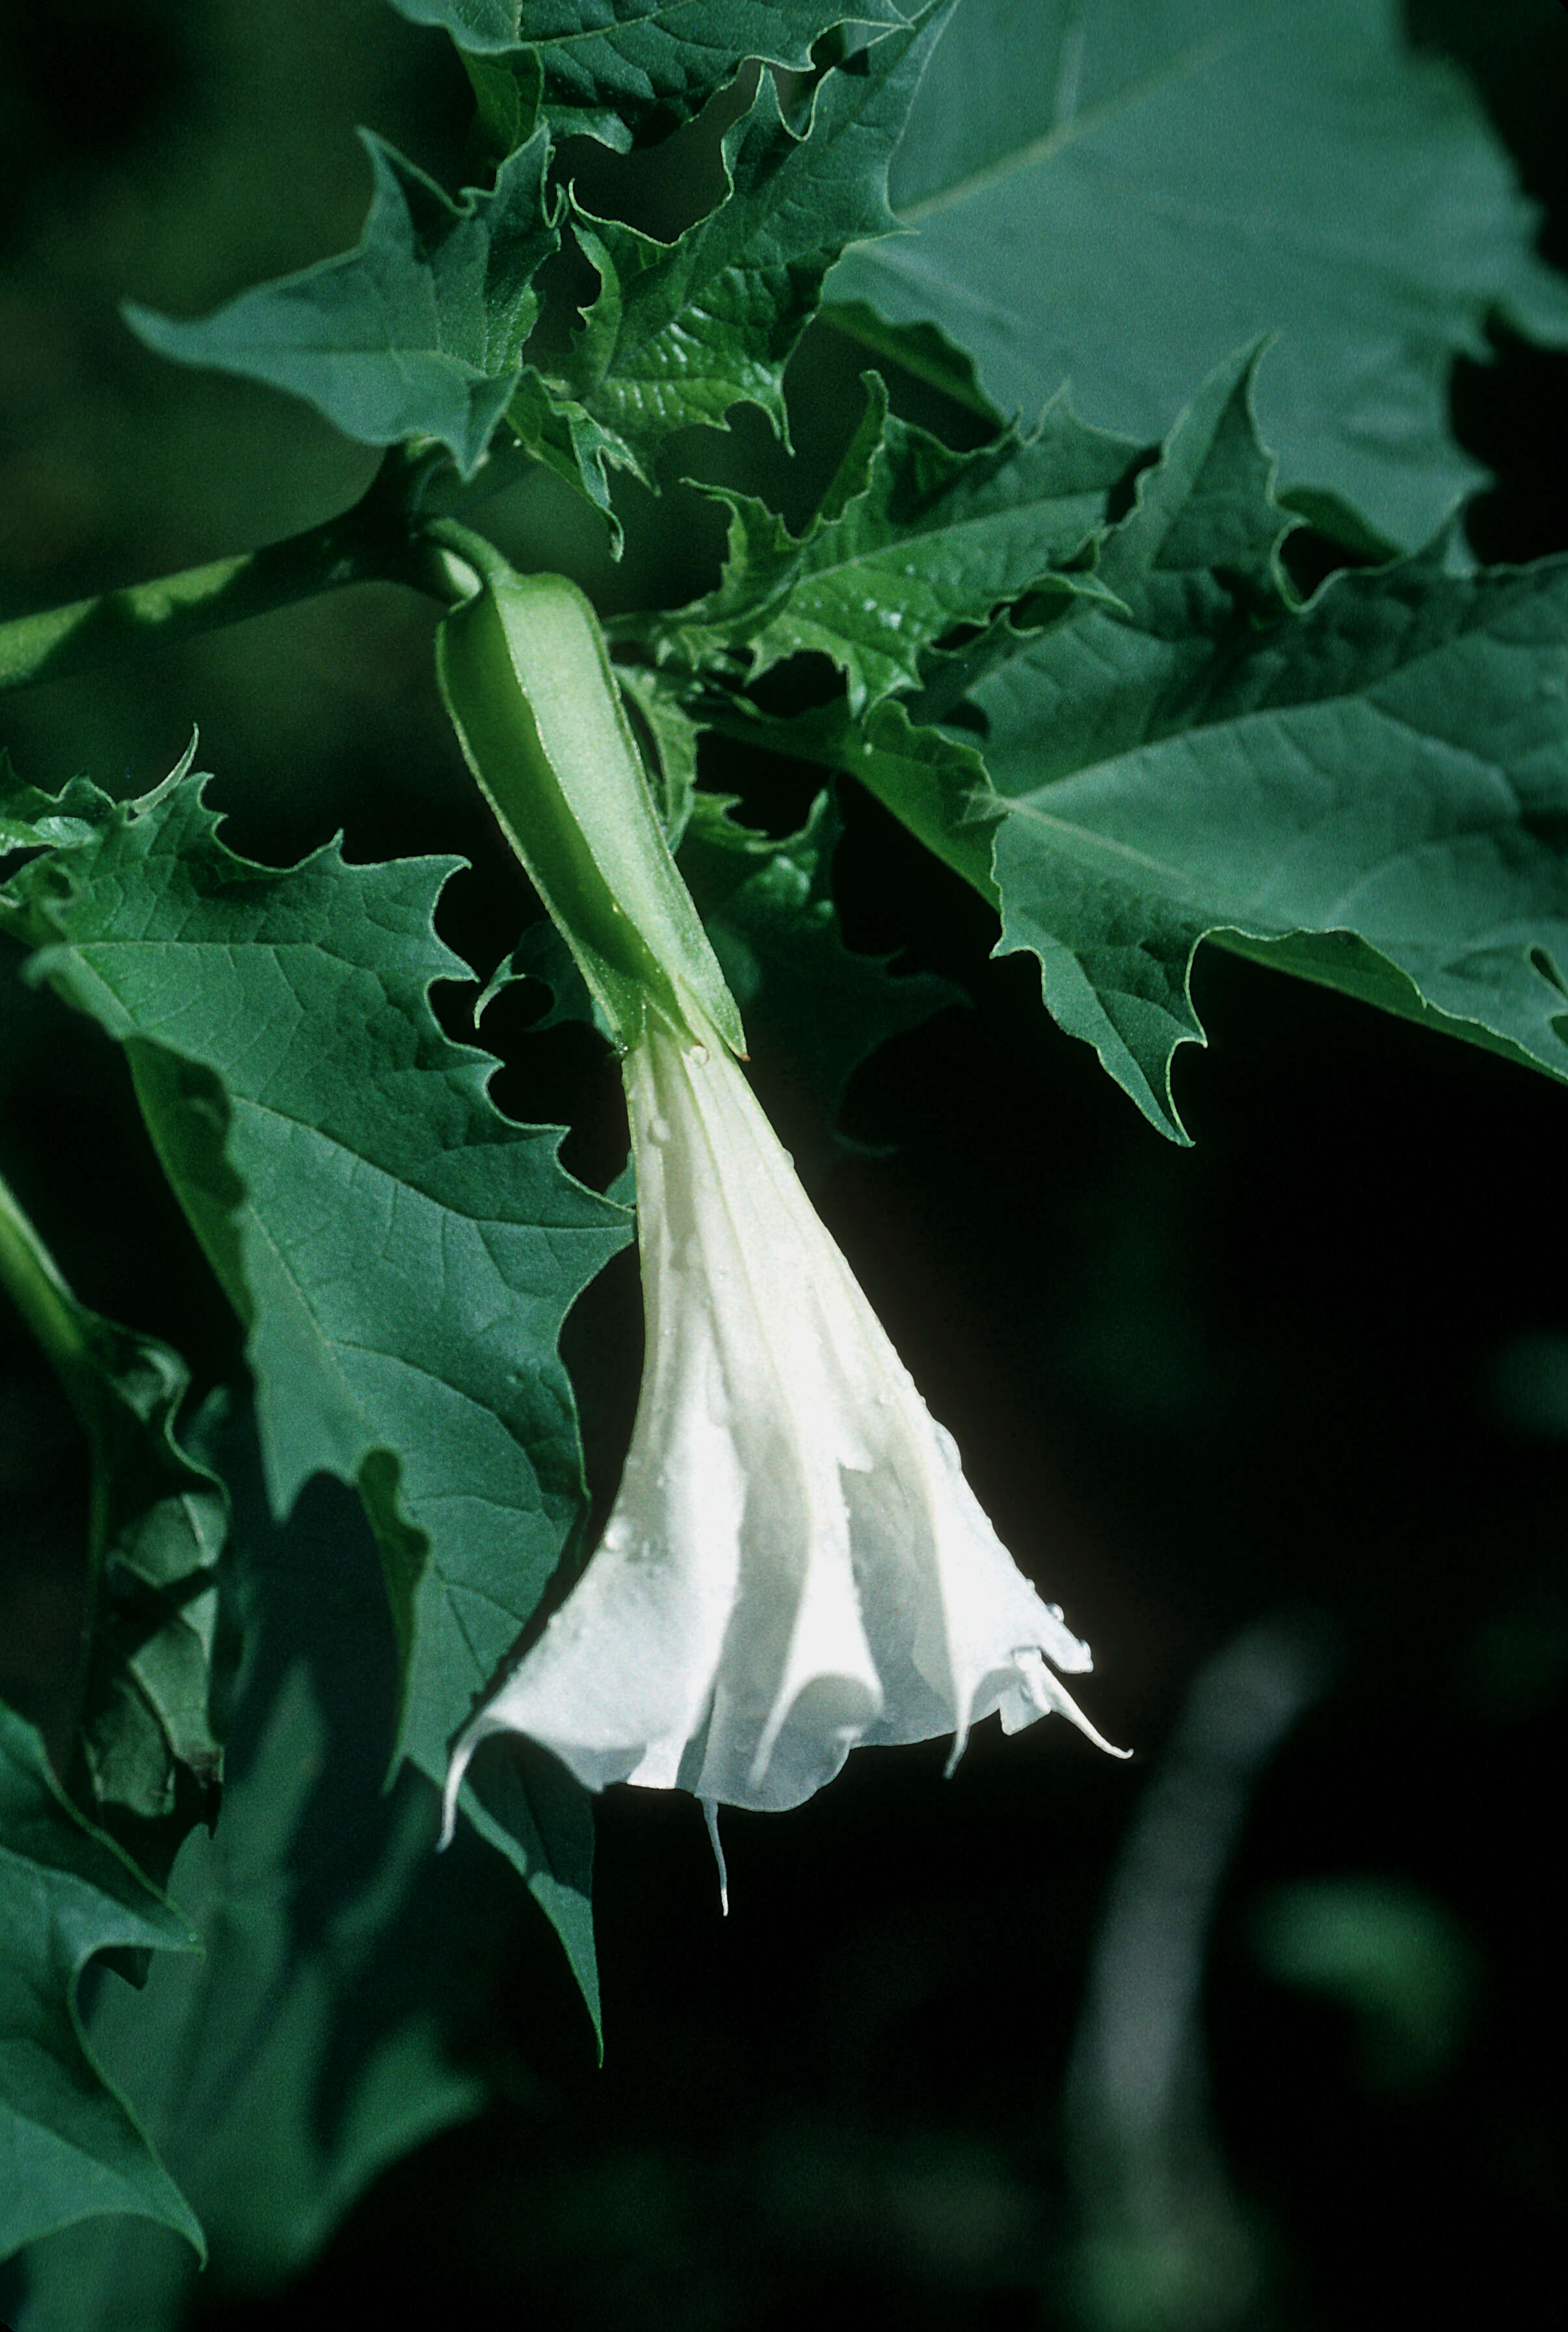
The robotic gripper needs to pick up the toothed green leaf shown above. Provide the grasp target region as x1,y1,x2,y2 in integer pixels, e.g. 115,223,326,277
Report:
958,355,1568,1136
0,757,628,2008
649,372,1136,708
388,0,912,152
126,131,559,479
510,6,954,510
828,0,1568,546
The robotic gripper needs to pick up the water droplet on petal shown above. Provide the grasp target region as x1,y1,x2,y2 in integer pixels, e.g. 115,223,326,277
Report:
648,1113,671,1144
689,1042,709,1065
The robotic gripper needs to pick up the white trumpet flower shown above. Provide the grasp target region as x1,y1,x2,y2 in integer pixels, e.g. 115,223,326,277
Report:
442,1013,1121,1843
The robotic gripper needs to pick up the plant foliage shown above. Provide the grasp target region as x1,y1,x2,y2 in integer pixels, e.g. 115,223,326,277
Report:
3,0,1568,2309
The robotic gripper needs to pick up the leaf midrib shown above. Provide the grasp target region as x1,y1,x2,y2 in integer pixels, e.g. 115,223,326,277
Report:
898,21,1247,225
1000,693,1543,937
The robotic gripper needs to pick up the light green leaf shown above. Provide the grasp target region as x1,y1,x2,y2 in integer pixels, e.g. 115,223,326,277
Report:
14,1428,572,2329
964,355,1568,1138
390,0,912,152
0,760,628,1998
827,0,1568,546
126,131,559,479
511,4,953,509
648,371,1135,708
0,1703,201,2265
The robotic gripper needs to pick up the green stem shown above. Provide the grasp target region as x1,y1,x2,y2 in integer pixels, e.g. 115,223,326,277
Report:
0,472,455,700
0,1162,100,1430
0,1166,111,1749
0,431,568,699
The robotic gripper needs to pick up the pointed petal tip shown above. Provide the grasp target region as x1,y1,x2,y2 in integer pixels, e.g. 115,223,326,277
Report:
438,1731,477,1851
700,1796,730,1916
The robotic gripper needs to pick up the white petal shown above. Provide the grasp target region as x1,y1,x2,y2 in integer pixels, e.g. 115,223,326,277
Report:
443,1021,1117,1838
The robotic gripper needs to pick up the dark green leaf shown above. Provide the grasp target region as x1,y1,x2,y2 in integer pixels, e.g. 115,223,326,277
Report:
0,1702,201,2264
0,760,628,2000
15,1423,571,2327
964,355,1568,1137
817,299,1002,423
387,0,520,45
125,131,559,479
827,0,1568,545
68,1328,229,1877
390,0,912,152
648,372,1135,708
511,5,953,509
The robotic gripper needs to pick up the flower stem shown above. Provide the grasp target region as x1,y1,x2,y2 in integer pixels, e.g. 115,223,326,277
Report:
0,448,468,698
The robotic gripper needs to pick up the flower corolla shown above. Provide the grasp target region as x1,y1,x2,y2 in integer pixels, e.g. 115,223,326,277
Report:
444,1016,1119,1837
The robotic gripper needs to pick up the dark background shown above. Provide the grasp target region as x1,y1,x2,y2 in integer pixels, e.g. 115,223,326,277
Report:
3,3,1567,2325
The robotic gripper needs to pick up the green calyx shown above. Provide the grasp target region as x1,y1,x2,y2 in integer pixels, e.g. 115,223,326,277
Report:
432,526,744,1057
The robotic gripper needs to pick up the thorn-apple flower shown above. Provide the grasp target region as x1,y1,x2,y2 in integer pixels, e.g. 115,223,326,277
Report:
442,1011,1121,1839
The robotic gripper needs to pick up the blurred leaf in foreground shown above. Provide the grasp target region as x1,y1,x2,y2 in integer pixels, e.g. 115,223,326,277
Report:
0,1704,201,2268
15,1426,550,2331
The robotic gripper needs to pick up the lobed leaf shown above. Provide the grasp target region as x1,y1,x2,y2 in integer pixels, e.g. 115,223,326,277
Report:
389,0,914,154
827,0,1568,546
126,131,559,479
963,354,1568,1137
0,759,628,2000
510,4,954,510
648,373,1136,708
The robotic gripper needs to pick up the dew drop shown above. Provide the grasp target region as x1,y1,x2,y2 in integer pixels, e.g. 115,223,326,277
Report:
648,1113,671,1144
689,1041,710,1065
